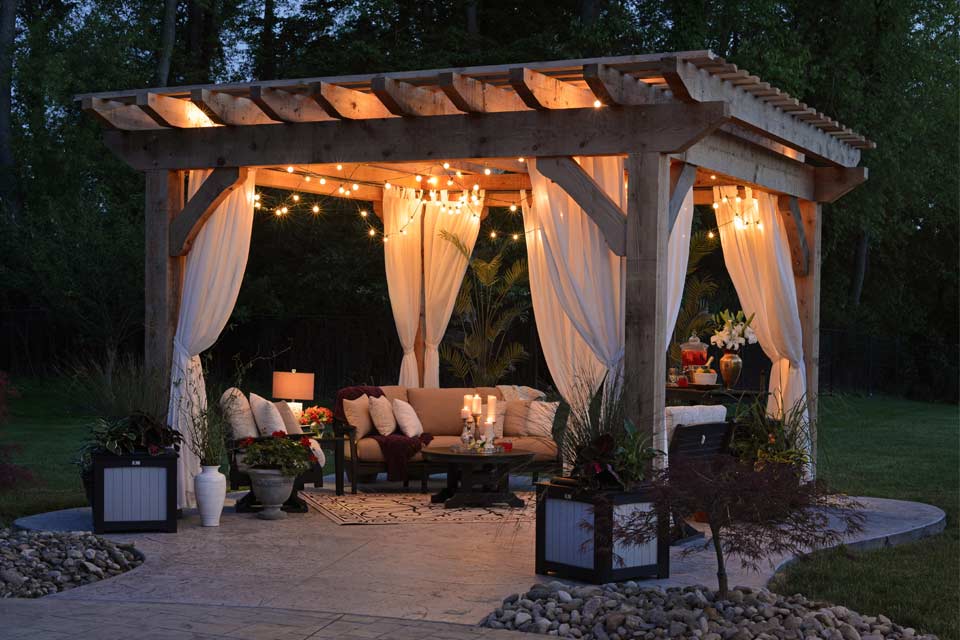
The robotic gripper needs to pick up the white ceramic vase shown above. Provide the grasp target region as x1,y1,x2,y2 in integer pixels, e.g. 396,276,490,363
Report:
195,465,227,527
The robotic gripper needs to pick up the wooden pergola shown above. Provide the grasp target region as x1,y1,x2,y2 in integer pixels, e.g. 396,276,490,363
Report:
77,50,871,465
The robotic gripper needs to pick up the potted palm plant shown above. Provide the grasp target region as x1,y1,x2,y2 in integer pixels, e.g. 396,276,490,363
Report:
238,432,317,520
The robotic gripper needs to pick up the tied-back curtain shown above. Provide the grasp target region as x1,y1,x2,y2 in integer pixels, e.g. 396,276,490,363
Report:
422,190,482,388
383,187,424,387
665,189,695,352
713,186,807,421
521,191,605,406
528,157,626,382
169,168,257,509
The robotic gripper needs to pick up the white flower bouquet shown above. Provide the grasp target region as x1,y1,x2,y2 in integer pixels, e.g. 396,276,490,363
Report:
710,309,758,352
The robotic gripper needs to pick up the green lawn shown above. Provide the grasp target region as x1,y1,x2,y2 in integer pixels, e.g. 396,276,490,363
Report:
771,395,959,640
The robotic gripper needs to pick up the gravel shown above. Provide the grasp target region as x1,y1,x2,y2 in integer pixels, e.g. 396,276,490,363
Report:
0,528,142,598
481,581,937,640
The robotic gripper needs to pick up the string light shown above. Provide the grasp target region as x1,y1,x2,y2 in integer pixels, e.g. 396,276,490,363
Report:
305,176,311,182
352,183,359,191
286,166,294,173
483,168,491,175
593,99,602,108
712,202,719,209
254,193,261,201
281,206,288,214
734,215,745,230
292,194,300,202
254,202,261,209
517,157,525,163
512,233,519,240
360,210,368,218
428,176,438,185
338,186,345,194
415,175,422,183
490,231,497,239
384,181,391,189
319,177,326,185
708,230,715,239
312,205,320,214
442,162,450,169
336,164,343,171
710,174,717,180
472,183,479,191
368,228,376,237
447,179,454,186
509,204,517,212
455,170,463,178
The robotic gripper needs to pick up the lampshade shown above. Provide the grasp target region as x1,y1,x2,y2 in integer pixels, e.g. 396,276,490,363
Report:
272,370,315,401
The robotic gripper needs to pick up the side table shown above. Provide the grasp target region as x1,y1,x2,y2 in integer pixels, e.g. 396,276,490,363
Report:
310,431,357,496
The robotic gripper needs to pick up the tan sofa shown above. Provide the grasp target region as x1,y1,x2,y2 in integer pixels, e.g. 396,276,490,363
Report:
342,385,560,488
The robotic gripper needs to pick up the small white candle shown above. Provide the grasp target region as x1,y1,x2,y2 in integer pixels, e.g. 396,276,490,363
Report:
486,395,497,420
463,394,473,412
460,407,470,420
471,394,482,415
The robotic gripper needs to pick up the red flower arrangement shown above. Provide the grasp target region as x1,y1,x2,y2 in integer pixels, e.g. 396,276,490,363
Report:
299,406,333,427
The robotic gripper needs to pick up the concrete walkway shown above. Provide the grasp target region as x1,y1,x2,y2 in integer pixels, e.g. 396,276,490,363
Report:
8,480,946,639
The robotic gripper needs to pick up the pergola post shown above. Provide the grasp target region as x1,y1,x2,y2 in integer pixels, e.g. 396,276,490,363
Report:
624,152,669,462
794,200,822,475
144,170,184,411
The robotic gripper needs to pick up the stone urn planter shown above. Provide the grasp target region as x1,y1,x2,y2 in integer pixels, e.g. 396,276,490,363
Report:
194,465,227,526
247,468,296,520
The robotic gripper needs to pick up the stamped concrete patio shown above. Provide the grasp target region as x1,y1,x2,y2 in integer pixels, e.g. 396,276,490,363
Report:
5,477,946,640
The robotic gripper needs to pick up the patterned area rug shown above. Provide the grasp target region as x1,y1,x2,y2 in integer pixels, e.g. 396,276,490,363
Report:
300,490,536,525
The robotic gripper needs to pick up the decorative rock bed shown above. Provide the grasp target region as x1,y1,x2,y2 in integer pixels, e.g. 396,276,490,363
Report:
0,528,142,598
481,582,937,640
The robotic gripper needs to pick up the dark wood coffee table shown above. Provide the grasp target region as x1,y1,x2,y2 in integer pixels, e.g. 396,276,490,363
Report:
421,446,535,508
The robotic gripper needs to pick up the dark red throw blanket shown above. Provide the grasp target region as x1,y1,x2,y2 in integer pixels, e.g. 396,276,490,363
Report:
370,432,434,481
334,385,432,481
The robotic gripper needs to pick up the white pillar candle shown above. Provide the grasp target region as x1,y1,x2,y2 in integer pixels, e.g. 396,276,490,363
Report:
471,394,482,415
460,407,470,419
463,394,473,412
486,396,497,420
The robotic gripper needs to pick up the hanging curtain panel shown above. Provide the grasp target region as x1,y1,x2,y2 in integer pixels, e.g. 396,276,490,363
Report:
383,187,425,388
714,186,807,423
665,189,695,352
422,191,483,388
168,168,257,509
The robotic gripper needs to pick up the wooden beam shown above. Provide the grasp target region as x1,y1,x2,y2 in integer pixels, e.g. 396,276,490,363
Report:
534,157,626,256
659,58,693,101
308,81,394,120
437,72,529,113
668,162,697,234
509,67,596,110
793,200,821,476
81,97,164,130
190,89,277,126
624,152,669,467
583,63,668,106
676,131,815,200
169,167,248,256
104,102,730,170
814,166,868,203
249,86,333,123
666,59,861,167
144,170,184,413
137,92,216,128
371,77,461,117
256,168,384,202
777,195,810,276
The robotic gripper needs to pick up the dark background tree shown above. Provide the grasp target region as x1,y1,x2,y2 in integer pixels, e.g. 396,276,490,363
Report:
0,1,955,400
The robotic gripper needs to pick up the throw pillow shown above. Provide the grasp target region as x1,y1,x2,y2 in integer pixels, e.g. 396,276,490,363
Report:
219,388,258,440
343,394,374,439
497,384,547,402
503,400,531,437
274,401,303,435
368,394,397,436
393,398,424,438
249,392,286,436
524,401,559,438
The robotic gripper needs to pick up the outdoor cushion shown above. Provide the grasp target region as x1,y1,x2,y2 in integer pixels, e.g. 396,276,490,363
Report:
343,394,374,439
274,401,303,435
219,388,258,440
407,387,476,436
348,437,425,462
379,385,409,404
393,398,424,438
249,392,286,436
369,395,397,436
524,401,559,438
503,400,531,437
510,436,558,462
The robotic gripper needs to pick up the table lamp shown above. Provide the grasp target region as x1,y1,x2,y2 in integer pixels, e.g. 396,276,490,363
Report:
272,369,315,418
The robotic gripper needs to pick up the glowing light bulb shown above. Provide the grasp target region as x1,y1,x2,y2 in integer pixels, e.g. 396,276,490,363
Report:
368,228,376,237
428,176,438,185
722,196,729,203
447,179,454,186
517,157,525,163
483,168,491,175
593,99,602,108
490,231,497,239
415,175,422,182
274,208,282,216
401,229,407,235
735,196,742,203
472,183,479,191
336,164,343,171
305,176,311,182
352,183,359,191
286,166,294,173
312,205,320,213
384,181,391,189
734,215,745,229
338,186,345,194
712,202,719,210
343,190,351,197
360,210,368,218
512,233,519,240
383,236,389,242
756,221,764,230
292,194,300,202
708,230,715,239
509,204,517,212
710,174,717,180
442,162,450,169
319,177,326,185
254,202,261,209
253,193,261,201
455,170,463,178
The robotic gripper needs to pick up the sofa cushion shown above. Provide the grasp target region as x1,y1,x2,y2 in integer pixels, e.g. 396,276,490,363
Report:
349,437,426,462
274,401,303,435
525,401,559,438
393,398,424,438
220,388,258,440
510,436,558,461
369,395,397,436
503,400,531,437
379,385,409,403
249,393,286,436
407,387,477,436
343,394,374,439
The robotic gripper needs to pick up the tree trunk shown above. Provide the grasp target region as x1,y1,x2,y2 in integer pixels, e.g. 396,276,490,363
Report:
465,0,478,35
256,0,276,80
156,0,177,86
0,0,17,218
710,521,728,597
850,230,869,307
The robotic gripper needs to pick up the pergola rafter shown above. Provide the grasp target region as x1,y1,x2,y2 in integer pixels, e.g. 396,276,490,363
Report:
77,50,873,475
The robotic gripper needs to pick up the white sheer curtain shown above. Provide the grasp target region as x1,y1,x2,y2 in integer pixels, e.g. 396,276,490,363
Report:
521,191,605,407
168,168,256,508
528,157,626,382
383,187,425,387
714,186,807,421
422,191,482,388
665,189,695,352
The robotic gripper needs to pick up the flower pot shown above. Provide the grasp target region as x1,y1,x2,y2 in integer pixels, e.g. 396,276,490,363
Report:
194,465,226,527
720,351,742,389
247,469,295,520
